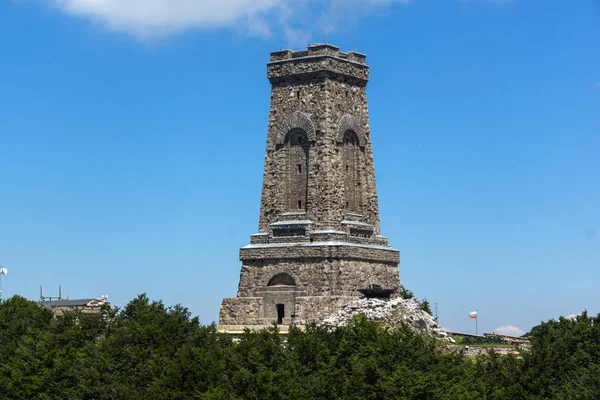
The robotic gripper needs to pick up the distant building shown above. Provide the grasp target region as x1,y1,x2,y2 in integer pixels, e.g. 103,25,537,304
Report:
38,285,108,315
40,297,108,316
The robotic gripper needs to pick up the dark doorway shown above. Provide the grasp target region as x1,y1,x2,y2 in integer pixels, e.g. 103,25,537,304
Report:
276,304,285,324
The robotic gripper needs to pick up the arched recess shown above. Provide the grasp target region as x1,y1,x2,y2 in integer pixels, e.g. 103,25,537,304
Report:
275,111,316,147
268,272,297,286
336,114,366,147
341,130,361,212
284,129,309,211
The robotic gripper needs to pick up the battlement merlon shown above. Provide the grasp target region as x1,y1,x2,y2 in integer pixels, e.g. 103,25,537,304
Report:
268,44,369,85
270,44,367,63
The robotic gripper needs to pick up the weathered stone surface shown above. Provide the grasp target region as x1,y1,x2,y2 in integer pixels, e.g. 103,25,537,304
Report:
320,297,454,342
236,256,399,298
219,297,264,325
218,44,401,331
268,44,369,86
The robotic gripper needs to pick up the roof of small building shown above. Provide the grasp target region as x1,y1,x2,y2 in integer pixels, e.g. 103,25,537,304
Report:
40,298,105,309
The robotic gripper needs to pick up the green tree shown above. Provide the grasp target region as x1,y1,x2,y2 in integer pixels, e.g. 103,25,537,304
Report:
0,296,107,400
399,285,414,300
421,298,432,316
521,311,600,399
2,293,599,400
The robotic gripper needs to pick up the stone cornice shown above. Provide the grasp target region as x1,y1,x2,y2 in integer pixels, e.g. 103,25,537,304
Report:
240,242,400,264
267,55,369,85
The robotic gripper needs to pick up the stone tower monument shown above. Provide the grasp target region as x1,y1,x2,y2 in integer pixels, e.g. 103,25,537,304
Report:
218,44,400,330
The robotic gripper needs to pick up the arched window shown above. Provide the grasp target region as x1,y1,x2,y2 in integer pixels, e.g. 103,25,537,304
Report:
342,130,360,211
284,129,309,211
267,273,296,286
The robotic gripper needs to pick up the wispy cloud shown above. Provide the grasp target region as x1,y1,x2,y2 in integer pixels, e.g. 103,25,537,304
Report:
594,82,600,90
461,0,515,3
494,325,525,337
30,0,411,43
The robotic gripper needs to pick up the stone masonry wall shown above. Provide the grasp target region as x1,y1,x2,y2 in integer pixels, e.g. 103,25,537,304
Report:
237,257,400,298
240,242,399,263
219,295,358,326
219,297,264,325
258,48,381,235
295,296,357,325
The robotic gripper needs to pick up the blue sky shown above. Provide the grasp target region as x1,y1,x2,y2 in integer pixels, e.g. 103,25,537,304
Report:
0,0,599,336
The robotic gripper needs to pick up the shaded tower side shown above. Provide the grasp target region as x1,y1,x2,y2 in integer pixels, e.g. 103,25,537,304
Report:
257,44,383,239
219,44,400,331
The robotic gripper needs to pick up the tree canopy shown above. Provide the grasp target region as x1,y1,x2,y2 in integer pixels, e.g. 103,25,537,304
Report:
0,295,598,399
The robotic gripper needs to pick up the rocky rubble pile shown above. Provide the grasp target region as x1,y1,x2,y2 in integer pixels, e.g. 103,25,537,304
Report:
321,297,455,343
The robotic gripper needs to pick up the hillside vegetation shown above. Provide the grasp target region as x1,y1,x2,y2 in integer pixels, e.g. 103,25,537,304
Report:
0,294,598,400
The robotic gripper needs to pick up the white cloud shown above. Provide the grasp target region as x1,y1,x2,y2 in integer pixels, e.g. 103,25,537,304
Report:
494,325,525,337
33,0,410,42
594,82,600,90
565,313,580,320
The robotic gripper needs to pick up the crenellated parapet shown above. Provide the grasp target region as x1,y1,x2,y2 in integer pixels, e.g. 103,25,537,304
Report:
268,44,369,86
269,44,367,64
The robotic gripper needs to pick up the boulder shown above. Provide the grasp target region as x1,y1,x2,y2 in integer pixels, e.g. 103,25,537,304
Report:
320,296,453,342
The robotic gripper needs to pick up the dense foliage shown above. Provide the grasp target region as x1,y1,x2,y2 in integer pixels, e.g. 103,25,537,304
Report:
420,298,432,316
0,295,598,400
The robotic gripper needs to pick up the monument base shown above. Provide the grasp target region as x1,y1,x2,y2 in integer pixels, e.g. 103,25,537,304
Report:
218,295,357,331
218,242,400,330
